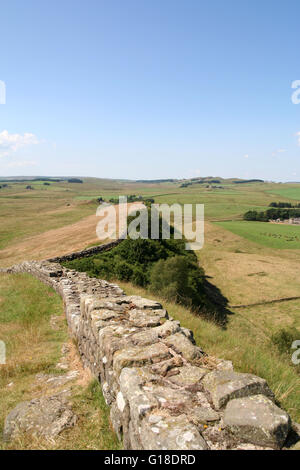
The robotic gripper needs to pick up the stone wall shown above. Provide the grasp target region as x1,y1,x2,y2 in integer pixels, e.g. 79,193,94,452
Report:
3,260,299,450
47,239,123,263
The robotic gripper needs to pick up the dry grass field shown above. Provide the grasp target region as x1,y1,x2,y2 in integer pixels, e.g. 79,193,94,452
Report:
201,221,300,306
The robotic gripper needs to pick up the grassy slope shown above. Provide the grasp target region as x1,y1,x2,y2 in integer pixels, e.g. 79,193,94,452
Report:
0,273,120,450
0,184,98,250
266,186,300,201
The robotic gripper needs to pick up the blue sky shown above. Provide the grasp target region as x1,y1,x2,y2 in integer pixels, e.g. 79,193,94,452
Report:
1,0,300,181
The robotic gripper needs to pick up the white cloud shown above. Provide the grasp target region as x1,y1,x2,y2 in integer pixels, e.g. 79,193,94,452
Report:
272,148,287,157
243,154,249,158
0,130,39,157
4,160,37,168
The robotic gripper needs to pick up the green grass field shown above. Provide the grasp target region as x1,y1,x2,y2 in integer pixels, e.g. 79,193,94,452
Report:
266,186,300,201
215,220,300,249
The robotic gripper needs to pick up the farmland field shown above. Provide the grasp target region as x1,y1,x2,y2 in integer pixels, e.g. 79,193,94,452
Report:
266,186,300,201
215,220,300,249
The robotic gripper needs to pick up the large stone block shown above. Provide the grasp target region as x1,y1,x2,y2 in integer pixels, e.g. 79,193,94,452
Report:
119,367,159,432
140,414,208,450
163,332,203,361
168,365,208,387
224,395,291,449
202,370,274,409
128,309,168,327
121,295,162,310
3,395,76,442
113,343,171,377
142,383,192,413
129,320,180,347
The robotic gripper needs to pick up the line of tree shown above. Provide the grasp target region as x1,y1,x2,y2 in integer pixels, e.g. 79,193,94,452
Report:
34,177,64,182
234,179,264,184
244,208,300,221
136,179,175,183
108,195,154,204
269,201,300,208
67,178,83,183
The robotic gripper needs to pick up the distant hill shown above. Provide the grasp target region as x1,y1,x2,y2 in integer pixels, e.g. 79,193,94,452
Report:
135,176,265,185
0,176,66,183
0,175,266,185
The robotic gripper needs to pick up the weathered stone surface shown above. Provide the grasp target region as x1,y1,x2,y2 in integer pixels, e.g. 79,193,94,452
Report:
168,365,208,387
195,391,213,409
140,414,208,450
150,356,183,376
122,295,162,310
110,401,125,441
202,370,273,409
119,366,149,390
128,420,143,450
142,383,192,413
102,381,115,405
201,423,238,450
129,308,167,327
232,443,273,450
92,309,122,321
3,395,76,442
113,343,171,377
118,367,159,444
35,370,79,388
163,332,203,361
129,320,180,347
190,407,220,425
180,327,196,344
82,296,125,316
224,395,291,449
